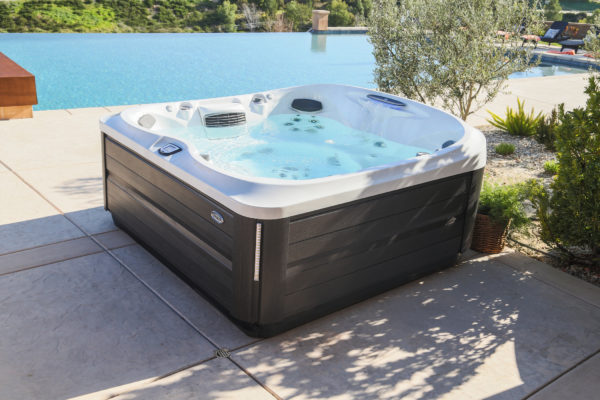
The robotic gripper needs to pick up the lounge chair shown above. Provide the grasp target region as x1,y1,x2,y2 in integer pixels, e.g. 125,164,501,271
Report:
522,21,569,48
538,21,570,45
563,26,600,54
558,39,584,53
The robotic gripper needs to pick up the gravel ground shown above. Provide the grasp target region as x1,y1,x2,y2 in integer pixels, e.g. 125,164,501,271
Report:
481,127,556,185
480,128,600,287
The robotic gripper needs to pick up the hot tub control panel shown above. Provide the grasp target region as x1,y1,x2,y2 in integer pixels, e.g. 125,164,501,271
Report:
158,143,182,156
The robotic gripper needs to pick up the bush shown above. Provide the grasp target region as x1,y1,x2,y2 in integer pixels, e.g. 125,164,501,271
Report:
487,98,544,137
285,1,311,31
328,0,355,27
585,25,600,58
478,181,530,230
544,0,562,21
347,0,372,20
495,142,516,156
543,160,559,175
528,76,600,261
214,0,237,32
561,12,588,23
535,105,562,151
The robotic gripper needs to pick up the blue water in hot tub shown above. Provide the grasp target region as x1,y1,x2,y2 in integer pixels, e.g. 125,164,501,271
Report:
176,113,430,180
0,33,588,111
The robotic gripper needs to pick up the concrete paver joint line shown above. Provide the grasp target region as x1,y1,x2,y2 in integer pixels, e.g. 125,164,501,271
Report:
228,357,283,400
523,347,600,399
0,235,90,257
495,255,600,311
0,249,104,277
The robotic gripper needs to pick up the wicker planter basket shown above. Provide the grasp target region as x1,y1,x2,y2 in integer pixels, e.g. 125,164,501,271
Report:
470,213,511,254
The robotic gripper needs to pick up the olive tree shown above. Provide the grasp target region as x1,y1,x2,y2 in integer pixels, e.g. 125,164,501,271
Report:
584,12,600,60
368,0,543,120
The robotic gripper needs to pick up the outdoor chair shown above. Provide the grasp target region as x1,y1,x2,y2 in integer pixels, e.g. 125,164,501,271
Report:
558,39,584,53
522,20,569,48
566,26,600,55
538,20,570,45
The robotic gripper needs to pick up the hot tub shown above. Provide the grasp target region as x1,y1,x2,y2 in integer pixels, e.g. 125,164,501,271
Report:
100,84,486,337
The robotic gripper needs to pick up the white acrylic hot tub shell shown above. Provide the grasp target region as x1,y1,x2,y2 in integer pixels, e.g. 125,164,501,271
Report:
100,84,486,220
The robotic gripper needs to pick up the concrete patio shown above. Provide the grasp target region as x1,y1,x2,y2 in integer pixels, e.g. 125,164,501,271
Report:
1,73,600,400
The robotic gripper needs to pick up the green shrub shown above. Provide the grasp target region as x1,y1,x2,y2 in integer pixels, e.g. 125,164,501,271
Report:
535,105,562,151
487,98,544,137
527,76,600,261
561,12,588,23
328,0,355,27
495,142,516,156
544,0,562,21
543,160,559,175
478,181,530,230
585,25,600,59
214,1,237,32
285,1,311,31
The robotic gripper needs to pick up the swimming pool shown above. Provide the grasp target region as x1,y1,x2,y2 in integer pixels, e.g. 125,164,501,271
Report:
509,62,589,79
0,33,589,111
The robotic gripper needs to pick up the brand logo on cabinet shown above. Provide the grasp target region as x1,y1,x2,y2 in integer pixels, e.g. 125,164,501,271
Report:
211,211,224,224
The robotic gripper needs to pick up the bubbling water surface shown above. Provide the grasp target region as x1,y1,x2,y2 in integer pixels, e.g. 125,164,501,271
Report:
178,114,430,180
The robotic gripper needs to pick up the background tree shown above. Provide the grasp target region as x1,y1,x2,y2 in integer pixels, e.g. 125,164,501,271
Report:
368,0,543,121
544,0,562,21
347,0,372,21
584,10,600,59
214,0,237,32
284,0,311,31
241,3,261,31
328,0,354,27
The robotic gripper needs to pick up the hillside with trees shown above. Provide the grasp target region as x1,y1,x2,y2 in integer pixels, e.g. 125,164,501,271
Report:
0,0,371,32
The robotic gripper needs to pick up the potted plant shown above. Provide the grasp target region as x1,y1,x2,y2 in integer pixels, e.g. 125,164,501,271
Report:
471,181,530,253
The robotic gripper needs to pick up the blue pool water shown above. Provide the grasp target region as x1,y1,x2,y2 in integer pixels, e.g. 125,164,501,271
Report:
175,113,429,180
0,33,588,111
0,33,373,111
508,62,588,79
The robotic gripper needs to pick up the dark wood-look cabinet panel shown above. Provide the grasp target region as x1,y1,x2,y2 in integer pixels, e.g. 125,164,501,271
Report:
107,177,233,309
283,237,461,317
288,193,466,265
105,138,234,236
289,174,469,244
285,219,464,295
106,154,233,258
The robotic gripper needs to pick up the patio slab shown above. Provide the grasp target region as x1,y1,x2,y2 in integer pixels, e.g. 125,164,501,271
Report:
0,108,105,171
529,352,600,400
0,172,83,254
0,252,216,400
111,357,274,400
65,207,117,236
112,244,256,350
233,258,600,400
488,250,600,309
467,73,591,127
94,229,136,250
0,236,101,276
17,162,104,212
